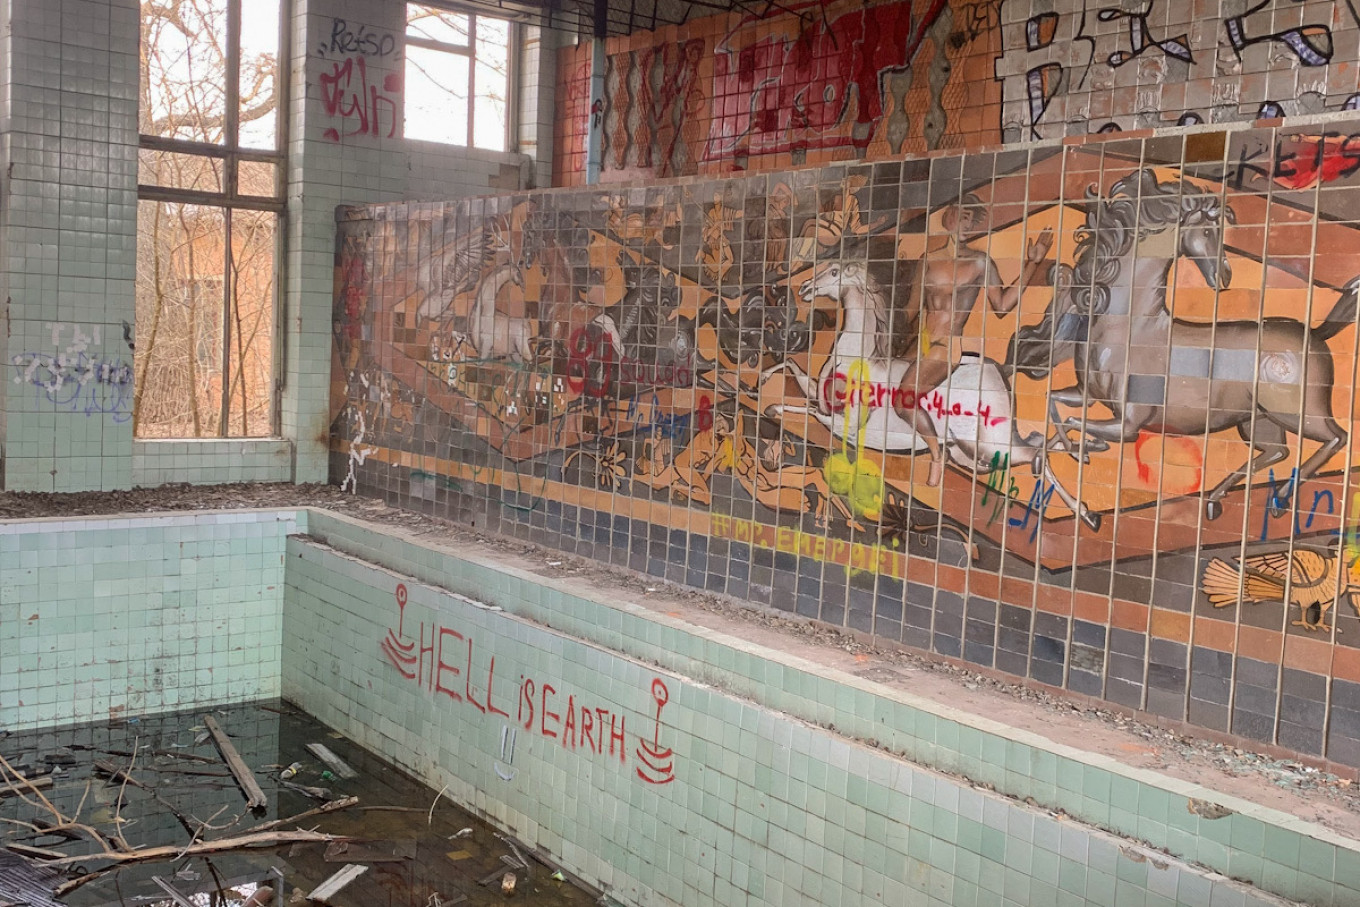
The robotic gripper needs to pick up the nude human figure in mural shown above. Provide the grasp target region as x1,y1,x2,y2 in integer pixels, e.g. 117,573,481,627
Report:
896,197,1053,486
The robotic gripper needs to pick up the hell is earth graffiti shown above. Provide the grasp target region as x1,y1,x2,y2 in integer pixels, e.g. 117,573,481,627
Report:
381,584,677,785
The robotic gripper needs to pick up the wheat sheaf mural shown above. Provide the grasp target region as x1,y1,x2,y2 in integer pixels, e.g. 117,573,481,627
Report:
332,123,1360,764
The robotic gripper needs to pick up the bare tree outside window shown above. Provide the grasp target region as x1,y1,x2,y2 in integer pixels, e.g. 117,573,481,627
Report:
136,0,285,438
405,4,513,151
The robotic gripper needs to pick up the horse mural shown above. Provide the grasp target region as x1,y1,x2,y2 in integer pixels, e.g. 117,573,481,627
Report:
761,258,1099,528
1010,169,1360,526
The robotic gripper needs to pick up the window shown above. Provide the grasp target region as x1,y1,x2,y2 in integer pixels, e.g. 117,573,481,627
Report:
405,4,514,151
136,0,286,438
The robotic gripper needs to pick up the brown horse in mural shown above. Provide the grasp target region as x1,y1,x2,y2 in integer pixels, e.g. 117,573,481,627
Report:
1010,169,1360,525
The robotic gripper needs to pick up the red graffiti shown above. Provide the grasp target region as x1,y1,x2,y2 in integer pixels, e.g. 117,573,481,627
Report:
380,583,415,678
1272,132,1360,190
339,249,367,341
320,56,401,142
635,678,676,784
1133,432,1203,495
380,584,675,782
705,0,946,160
821,371,1006,427
565,325,693,397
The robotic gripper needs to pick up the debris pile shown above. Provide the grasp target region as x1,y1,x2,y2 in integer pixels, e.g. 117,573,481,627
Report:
0,703,598,906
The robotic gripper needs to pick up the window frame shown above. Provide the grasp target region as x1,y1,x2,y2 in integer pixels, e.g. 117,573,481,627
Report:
136,0,290,438
404,2,520,153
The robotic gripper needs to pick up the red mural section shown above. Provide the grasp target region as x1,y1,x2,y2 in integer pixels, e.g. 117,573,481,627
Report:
553,0,986,185
553,0,1360,186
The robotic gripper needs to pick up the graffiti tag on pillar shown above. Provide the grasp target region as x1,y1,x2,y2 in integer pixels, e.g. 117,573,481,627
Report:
320,56,401,143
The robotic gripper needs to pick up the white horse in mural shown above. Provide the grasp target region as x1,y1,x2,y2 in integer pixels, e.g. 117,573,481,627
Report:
762,259,1098,528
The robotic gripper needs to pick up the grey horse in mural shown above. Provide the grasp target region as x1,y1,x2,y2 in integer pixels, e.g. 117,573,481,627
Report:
1009,168,1360,524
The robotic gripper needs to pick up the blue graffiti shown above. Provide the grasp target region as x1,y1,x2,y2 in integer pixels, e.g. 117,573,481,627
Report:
1258,467,1337,541
11,351,133,422
624,392,693,441
1008,477,1057,545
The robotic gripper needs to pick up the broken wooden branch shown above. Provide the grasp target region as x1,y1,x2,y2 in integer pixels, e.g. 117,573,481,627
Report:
44,829,347,869
92,760,201,841
3,843,68,861
0,754,118,855
249,796,359,833
202,716,267,810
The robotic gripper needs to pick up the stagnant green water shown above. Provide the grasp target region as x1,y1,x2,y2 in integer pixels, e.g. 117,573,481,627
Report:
0,701,599,907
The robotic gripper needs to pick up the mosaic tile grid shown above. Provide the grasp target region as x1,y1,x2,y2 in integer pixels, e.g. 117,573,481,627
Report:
302,507,1360,907
0,510,299,729
330,119,1360,767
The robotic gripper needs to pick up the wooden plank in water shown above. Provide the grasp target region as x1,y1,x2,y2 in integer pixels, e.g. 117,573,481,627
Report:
306,743,357,780
308,864,368,902
151,876,197,907
0,776,53,799
202,716,267,810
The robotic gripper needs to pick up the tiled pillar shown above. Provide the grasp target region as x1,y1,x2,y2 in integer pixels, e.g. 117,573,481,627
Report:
0,0,140,492
284,0,545,484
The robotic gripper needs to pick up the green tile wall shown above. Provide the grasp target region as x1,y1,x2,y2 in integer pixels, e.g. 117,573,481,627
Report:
0,510,301,729
2,507,1349,906
300,509,1360,907
282,533,1303,907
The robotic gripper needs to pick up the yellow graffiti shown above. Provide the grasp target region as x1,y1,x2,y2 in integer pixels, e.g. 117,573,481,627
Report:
1346,491,1360,567
823,357,886,519
709,514,905,579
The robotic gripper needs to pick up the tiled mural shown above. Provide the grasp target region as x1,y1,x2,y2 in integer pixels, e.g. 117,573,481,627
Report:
553,0,1360,184
331,121,1360,765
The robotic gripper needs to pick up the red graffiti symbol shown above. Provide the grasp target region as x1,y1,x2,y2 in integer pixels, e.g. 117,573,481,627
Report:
1133,433,1203,495
1273,133,1360,190
340,251,367,340
320,56,401,142
695,394,714,432
381,582,417,678
635,678,676,785
705,0,947,160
